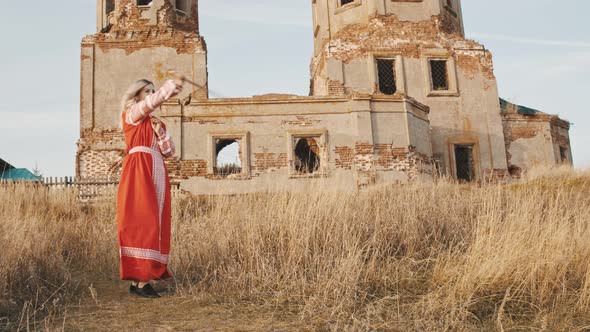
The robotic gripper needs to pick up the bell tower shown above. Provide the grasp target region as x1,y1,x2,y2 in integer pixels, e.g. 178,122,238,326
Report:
77,0,208,178
309,0,509,181
96,0,201,34
310,0,465,96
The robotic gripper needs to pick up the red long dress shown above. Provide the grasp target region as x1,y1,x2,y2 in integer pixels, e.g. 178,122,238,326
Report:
116,80,179,281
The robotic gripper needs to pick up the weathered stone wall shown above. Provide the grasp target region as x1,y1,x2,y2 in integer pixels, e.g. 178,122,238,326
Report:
309,9,508,181
77,93,434,192
502,110,572,176
81,0,207,131
78,0,572,192
76,129,125,178
550,122,572,164
78,0,207,178
311,0,464,57
96,0,199,33
81,40,206,130
158,95,432,194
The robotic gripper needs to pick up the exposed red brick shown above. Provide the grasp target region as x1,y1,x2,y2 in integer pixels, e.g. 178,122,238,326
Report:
335,146,354,170
252,153,288,173
165,158,207,183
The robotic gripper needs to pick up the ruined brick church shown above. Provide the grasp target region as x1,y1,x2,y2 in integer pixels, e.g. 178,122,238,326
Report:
77,0,572,194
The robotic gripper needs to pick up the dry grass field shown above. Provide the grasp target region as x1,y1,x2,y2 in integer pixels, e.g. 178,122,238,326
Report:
1,167,590,331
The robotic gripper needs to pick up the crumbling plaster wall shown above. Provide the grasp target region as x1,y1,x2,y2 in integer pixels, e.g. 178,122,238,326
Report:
311,0,463,57
502,113,572,176
114,0,199,33
502,117,554,176
81,42,206,130
156,96,432,194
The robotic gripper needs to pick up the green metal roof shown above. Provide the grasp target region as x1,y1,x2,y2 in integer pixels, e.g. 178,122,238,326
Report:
0,168,40,181
499,98,540,116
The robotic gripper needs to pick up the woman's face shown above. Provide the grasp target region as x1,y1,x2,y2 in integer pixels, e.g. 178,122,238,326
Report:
136,84,156,102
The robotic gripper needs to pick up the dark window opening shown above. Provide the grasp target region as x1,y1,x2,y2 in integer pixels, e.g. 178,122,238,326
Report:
176,0,189,13
377,58,397,95
508,165,522,177
215,139,242,177
137,0,152,6
446,0,454,9
294,138,320,174
106,0,115,14
455,145,475,182
340,0,355,6
430,60,449,91
560,146,569,163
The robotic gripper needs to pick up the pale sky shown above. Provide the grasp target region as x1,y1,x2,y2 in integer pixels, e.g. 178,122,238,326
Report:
0,0,588,177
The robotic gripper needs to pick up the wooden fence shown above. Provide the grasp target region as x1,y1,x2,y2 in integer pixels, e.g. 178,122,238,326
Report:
0,176,185,202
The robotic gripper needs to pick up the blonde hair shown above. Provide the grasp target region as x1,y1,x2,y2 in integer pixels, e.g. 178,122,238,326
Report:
119,79,153,129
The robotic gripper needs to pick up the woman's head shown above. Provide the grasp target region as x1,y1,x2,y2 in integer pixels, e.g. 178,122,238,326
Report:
120,79,155,128
135,80,156,102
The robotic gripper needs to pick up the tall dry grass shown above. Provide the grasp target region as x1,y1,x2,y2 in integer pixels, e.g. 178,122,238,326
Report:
1,167,590,330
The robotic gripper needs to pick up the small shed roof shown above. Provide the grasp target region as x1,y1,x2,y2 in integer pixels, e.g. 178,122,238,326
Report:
0,163,39,181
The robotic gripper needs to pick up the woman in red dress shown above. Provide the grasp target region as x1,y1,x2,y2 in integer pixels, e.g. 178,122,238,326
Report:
116,75,184,298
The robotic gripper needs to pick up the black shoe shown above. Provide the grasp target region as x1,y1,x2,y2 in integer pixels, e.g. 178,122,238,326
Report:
131,283,161,298
129,284,137,293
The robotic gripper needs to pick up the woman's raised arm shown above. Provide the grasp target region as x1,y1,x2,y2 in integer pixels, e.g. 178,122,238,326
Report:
125,80,183,126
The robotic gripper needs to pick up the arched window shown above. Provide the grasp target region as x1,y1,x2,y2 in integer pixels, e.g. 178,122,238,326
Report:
137,0,152,6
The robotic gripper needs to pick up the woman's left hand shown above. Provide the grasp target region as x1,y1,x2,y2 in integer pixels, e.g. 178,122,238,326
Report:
151,117,165,138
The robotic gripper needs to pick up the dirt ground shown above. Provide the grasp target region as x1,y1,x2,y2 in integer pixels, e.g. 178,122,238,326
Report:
56,279,309,332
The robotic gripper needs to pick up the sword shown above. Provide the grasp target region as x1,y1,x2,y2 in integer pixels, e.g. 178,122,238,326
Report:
167,70,224,98
166,70,203,88
182,77,204,89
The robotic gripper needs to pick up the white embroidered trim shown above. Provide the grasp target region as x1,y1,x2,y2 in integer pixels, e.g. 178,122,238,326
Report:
120,247,168,264
128,143,166,253
151,134,166,252
158,134,173,155
129,146,162,158
152,133,166,249
158,134,171,142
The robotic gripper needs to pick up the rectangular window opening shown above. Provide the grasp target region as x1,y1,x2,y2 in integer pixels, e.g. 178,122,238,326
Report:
176,0,189,13
106,0,115,14
376,58,397,95
137,0,152,6
454,144,475,182
214,139,243,178
340,0,355,6
430,60,449,91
